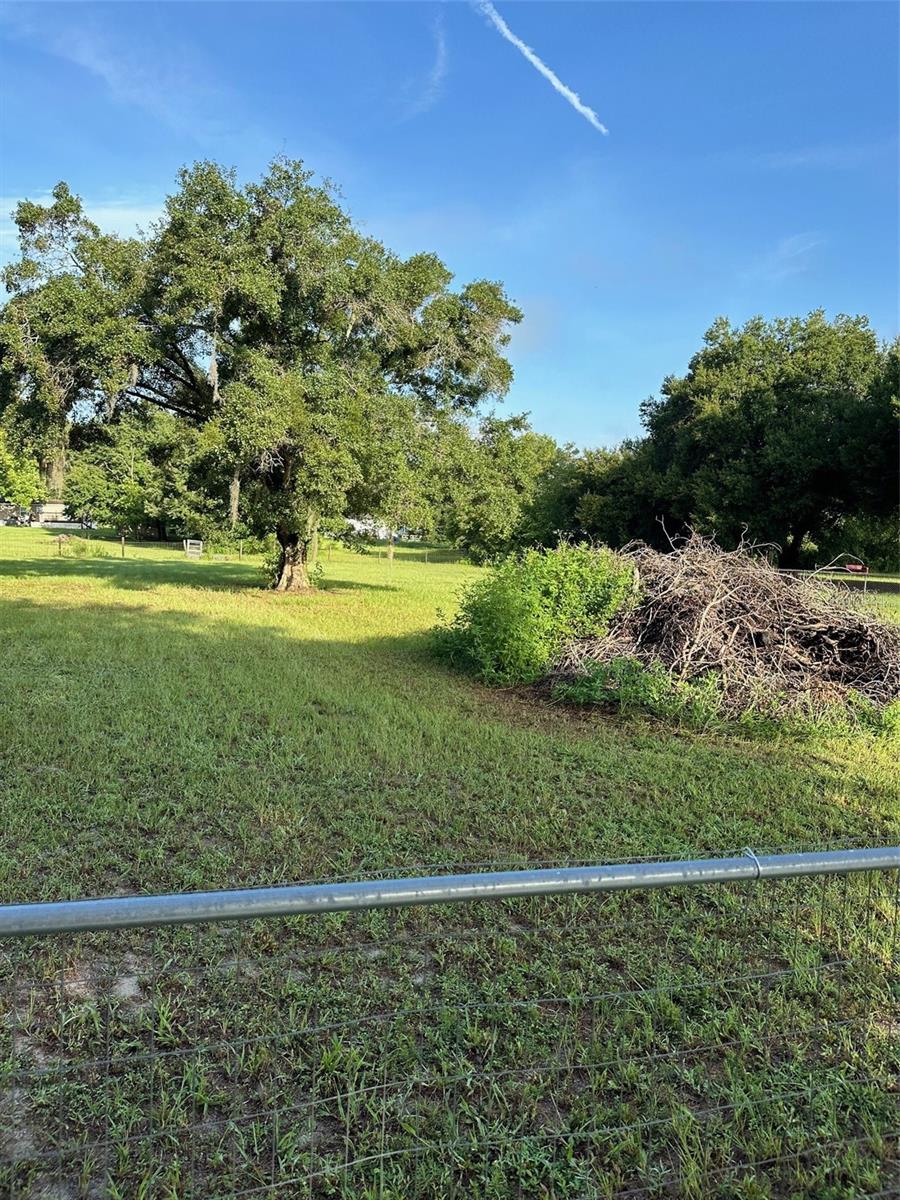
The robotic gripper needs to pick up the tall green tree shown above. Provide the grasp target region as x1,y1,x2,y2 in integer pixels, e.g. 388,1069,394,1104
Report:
0,183,149,493
570,442,664,548
640,312,897,565
1,161,521,588
434,415,560,562
553,313,897,565
346,393,439,557
63,410,200,536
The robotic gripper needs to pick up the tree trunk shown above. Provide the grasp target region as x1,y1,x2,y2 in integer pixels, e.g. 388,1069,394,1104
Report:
229,469,241,529
780,531,806,569
274,531,311,591
273,510,320,591
387,530,395,561
41,448,66,499
274,513,325,591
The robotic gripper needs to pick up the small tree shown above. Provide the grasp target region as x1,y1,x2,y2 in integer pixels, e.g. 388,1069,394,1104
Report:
434,415,560,562
347,393,440,556
0,429,45,509
64,411,198,536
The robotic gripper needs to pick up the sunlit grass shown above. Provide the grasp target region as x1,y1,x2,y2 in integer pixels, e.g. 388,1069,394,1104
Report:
0,527,897,1196
1,527,897,897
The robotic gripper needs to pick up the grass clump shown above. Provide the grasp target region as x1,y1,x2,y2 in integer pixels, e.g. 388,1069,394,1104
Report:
556,657,725,728
64,536,114,559
556,657,900,738
437,543,637,684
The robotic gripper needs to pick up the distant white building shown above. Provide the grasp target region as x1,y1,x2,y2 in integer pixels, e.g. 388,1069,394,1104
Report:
346,517,392,540
345,518,421,542
31,500,83,528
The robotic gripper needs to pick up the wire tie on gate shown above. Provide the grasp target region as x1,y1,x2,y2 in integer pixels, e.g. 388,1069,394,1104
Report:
741,847,762,880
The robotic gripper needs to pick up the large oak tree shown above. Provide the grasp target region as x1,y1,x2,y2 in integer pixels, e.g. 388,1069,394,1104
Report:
0,161,521,587
640,312,898,565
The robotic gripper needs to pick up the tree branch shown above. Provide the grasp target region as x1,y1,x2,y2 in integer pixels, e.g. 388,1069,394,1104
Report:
122,386,197,419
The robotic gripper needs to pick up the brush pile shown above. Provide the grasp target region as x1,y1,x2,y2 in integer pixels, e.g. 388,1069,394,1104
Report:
552,534,900,715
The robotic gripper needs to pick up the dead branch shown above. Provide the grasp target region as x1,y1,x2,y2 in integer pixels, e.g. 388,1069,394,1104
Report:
551,534,900,715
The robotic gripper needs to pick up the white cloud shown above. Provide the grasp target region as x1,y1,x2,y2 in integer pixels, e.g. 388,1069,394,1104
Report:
741,233,824,283
474,2,608,134
0,6,228,140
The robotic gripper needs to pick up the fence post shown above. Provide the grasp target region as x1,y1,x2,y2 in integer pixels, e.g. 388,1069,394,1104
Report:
121,536,125,559
239,540,243,560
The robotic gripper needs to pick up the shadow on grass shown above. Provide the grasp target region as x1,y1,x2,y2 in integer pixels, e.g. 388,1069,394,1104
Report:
1,554,260,592
1,589,898,905
0,555,400,594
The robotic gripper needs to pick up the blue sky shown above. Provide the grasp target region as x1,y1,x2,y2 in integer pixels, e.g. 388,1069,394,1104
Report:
1,1,897,448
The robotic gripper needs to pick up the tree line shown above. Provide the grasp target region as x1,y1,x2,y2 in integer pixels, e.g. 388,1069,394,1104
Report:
528,313,899,570
1,161,897,577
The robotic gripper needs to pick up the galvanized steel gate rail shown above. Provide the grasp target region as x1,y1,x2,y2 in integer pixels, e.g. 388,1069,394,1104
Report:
2,846,897,936
2,846,898,1199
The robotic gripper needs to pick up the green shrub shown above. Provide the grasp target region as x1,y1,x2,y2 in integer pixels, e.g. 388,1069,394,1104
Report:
556,658,724,728
437,543,637,684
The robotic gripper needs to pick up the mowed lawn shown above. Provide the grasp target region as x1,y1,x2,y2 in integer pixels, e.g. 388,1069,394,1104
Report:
1,527,898,1198
1,527,898,899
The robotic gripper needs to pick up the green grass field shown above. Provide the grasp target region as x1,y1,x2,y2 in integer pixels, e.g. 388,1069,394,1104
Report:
869,591,900,621
1,526,898,1198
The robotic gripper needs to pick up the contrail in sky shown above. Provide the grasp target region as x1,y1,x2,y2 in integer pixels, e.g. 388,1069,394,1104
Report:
408,15,448,117
476,2,608,134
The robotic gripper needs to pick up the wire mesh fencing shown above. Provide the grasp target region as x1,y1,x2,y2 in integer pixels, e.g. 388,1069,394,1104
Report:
1,850,898,1198
0,531,462,571
0,532,240,562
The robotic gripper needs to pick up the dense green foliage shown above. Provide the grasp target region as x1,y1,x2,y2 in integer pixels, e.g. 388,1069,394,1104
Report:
429,414,563,562
1,172,894,573
394,312,899,571
0,165,521,587
62,410,201,536
0,428,44,509
525,313,898,568
438,542,636,683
